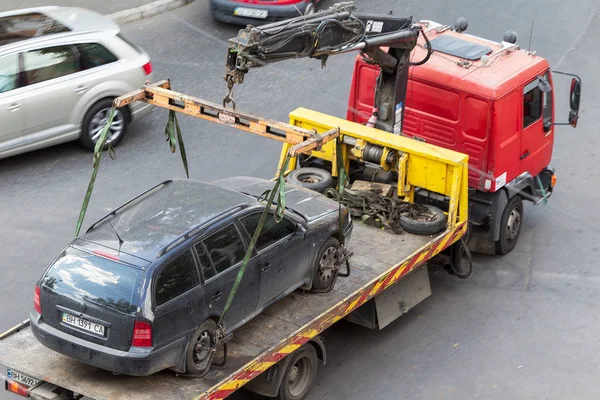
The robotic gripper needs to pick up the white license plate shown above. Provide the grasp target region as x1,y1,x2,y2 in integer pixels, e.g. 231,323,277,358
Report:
6,368,38,387
62,313,105,336
233,7,268,19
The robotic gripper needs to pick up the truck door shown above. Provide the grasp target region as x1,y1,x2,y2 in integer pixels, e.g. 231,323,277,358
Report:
520,72,553,178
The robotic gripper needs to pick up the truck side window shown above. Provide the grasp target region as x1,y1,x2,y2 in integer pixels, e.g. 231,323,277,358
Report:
523,80,542,128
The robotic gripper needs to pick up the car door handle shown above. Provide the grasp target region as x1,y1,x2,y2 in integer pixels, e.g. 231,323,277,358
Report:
520,150,530,160
261,263,271,272
74,85,89,93
211,291,222,300
7,103,21,111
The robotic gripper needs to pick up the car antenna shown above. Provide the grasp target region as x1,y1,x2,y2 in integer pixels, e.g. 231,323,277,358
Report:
107,219,124,255
527,21,534,54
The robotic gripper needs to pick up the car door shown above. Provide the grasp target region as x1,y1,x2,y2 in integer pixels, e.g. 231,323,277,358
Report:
239,211,310,308
194,223,259,331
521,72,554,177
151,249,205,351
0,53,25,145
19,45,83,138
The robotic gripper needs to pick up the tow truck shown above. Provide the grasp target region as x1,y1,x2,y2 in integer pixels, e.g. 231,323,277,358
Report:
0,3,580,399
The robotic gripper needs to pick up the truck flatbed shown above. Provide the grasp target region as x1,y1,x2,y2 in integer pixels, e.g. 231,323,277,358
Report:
0,222,464,400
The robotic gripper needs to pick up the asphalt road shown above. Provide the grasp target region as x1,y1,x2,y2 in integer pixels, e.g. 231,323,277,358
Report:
2,0,600,399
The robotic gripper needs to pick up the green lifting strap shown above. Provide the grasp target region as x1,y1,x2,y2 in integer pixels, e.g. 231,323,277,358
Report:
165,109,190,179
218,154,292,327
536,175,548,205
75,106,117,236
335,136,348,246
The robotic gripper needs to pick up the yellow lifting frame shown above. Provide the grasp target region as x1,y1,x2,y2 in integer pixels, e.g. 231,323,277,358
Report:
278,108,470,229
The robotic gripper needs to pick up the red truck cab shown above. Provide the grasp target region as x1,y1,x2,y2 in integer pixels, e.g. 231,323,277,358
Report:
347,19,581,254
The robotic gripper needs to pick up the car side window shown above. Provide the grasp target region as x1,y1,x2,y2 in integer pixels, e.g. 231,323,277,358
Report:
0,54,20,94
194,241,217,281
75,43,118,70
23,45,78,86
154,249,199,307
523,79,542,128
240,212,296,252
203,224,246,275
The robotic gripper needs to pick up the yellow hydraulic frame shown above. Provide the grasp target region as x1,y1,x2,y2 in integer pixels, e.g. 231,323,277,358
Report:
279,108,470,231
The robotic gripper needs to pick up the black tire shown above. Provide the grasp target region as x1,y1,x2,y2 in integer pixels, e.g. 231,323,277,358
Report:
79,98,128,151
286,167,334,193
311,237,340,291
399,204,447,235
185,319,217,376
495,195,523,255
276,344,318,400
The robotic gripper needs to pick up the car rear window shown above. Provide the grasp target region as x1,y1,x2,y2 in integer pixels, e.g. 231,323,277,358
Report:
117,33,143,54
0,13,70,45
42,247,142,315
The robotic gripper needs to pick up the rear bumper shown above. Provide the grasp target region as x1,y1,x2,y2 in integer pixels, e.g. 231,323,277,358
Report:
30,313,183,376
209,0,310,25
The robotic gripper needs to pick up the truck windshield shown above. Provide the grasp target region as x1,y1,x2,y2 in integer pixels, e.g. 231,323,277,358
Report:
42,247,141,315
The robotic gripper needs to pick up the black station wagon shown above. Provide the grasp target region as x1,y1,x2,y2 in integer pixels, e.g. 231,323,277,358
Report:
30,177,352,376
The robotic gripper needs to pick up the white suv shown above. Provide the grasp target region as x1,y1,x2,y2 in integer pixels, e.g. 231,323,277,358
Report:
0,6,154,159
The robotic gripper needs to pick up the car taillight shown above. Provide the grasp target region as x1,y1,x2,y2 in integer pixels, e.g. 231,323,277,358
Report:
142,62,152,75
132,321,152,347
6,380,29,397
34,285,41,314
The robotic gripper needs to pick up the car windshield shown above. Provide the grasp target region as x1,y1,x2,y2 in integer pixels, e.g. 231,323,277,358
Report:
42,246,141,315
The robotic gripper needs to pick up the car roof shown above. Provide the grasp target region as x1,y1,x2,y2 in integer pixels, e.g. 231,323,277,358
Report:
82,179,255,262
0,6,119,52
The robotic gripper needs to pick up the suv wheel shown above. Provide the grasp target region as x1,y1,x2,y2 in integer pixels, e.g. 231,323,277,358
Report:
185,319,217,376
311,237,340,292
79,98,128,151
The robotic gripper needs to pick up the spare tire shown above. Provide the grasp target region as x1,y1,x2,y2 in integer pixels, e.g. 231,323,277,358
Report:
286,167,334,193
399,204,447,236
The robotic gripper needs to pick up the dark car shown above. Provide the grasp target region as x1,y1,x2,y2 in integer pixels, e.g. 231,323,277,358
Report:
210,0,320,25
30,177,352,376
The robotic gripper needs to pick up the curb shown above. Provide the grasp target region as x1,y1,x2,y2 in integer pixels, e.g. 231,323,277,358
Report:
107,0,195,25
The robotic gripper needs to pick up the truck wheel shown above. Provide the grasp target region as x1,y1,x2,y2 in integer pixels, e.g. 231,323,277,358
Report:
185,319,217,376
276,344,318,400
495,195,523,255
79,98,128,151
399,205,447,236
311,237,340,292
286,167,334,193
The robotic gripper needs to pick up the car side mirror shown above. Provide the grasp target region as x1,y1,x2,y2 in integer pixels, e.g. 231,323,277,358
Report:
296,224,306,239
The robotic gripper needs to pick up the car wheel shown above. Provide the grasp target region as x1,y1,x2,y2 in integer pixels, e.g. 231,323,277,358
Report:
399,204,447,236
185,319,217,376
276,344,318,400
79,98,128,151
286,167,334,193
495,195,523,255
311,237,340,292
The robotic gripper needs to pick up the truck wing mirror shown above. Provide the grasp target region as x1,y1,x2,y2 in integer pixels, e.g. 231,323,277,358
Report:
537,77,552,93
569,77,582,127
550,70,582,129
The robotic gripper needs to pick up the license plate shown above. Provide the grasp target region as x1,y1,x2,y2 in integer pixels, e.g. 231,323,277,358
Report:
62,313,105,336
6,369,38,387
233,7,268,19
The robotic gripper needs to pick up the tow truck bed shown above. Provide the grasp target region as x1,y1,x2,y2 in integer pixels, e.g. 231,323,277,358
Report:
0,222,464,400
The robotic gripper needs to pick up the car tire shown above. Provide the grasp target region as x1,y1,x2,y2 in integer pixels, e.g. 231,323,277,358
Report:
495,195,523,255
79,98,128,151
311,237,340,292
185,319,218,376
399,204,447,236
276,344,318,400
286,167,334,193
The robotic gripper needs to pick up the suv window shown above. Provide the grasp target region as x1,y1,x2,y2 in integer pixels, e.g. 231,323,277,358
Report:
241,212,296,252
0,13,70,46
0,54,20,94
23,45,77,86
523,79,542,128
201,225,246,277
155,249,199,307
75,43,118,70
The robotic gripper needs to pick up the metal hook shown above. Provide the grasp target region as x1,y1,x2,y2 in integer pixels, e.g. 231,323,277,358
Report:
222,75,237,110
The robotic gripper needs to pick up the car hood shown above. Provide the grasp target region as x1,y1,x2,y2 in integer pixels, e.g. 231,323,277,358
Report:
212,176,341,223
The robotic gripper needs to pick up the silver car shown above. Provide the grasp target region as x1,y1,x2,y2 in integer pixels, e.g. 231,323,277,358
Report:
0,6,154,159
